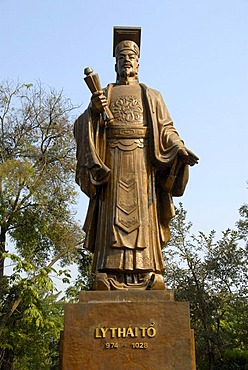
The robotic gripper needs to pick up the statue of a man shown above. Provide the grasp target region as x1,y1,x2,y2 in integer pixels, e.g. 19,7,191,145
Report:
74,27,198,290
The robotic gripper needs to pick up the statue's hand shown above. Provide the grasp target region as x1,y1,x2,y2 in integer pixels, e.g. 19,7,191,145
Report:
178,147,199,166
91,91,108,115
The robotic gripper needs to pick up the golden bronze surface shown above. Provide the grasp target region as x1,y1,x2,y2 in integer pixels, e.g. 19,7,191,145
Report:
74,27,198,290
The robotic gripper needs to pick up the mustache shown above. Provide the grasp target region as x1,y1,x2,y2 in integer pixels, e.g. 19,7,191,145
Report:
123,62,132,67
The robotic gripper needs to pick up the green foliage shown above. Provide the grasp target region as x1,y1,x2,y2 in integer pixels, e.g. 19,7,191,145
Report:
65,248,93,302
1,291,64,370
0,252,67,369
214,349,248,370
0,80,84,268
164,203,248,370
0,80,85,369
236,203,248,242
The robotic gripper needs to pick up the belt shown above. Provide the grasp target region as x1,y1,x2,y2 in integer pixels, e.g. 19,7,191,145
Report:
106,126,149,139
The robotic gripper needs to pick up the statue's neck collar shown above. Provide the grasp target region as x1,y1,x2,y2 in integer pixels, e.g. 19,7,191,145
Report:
116,78,139,86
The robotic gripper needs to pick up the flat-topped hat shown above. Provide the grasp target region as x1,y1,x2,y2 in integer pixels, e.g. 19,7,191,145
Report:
113,26,141,57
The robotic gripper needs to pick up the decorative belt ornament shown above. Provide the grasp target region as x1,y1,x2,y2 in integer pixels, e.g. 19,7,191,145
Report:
106,126,148,139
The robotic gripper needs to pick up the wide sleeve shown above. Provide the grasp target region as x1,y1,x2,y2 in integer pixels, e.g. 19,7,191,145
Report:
144,87,189,196
74,108,110,199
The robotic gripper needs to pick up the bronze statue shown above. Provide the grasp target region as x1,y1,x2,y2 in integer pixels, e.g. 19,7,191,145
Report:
74,27,198,290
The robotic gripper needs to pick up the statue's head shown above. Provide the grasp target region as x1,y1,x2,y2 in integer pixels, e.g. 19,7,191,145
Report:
115,40,139,82
113,27,141,83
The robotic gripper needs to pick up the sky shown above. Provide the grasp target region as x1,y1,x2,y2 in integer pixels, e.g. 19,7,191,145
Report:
1,0,247,241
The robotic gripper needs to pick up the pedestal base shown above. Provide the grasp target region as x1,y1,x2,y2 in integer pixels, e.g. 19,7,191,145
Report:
60,291,196,370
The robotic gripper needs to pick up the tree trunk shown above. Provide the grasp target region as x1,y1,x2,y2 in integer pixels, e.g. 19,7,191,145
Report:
0,348,14,370
207,339,215,370
0,227,6,279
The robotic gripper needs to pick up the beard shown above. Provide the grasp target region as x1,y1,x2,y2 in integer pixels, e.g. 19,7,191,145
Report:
120,66,135,79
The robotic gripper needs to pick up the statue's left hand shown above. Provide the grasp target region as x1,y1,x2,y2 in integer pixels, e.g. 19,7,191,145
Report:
178,148,199,166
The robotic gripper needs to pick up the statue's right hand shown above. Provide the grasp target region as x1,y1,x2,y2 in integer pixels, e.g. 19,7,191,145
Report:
90,91,108,115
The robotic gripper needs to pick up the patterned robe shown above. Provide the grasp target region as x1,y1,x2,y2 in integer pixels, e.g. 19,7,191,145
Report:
74,83,189,274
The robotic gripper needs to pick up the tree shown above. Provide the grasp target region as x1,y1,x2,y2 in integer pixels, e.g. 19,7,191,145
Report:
0,81,85,368
64,248,93,302
164,203,248,370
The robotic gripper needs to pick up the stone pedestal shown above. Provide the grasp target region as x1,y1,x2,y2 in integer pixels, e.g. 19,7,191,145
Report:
60,291,196,370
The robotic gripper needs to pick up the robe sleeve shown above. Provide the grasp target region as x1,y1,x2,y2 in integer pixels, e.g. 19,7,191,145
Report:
74,107,110,199
144,86,189,196
142,86,190,245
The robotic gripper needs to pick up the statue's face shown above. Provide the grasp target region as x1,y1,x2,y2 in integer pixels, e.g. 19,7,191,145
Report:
115,50,139,79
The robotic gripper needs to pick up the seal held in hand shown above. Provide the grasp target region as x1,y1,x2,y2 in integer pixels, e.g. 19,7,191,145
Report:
84,67,114,124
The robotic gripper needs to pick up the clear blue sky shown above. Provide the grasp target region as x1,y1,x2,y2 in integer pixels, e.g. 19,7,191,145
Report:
1,0,247,237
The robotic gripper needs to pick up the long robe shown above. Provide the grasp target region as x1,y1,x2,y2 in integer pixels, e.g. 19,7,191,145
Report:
74,83,189,274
